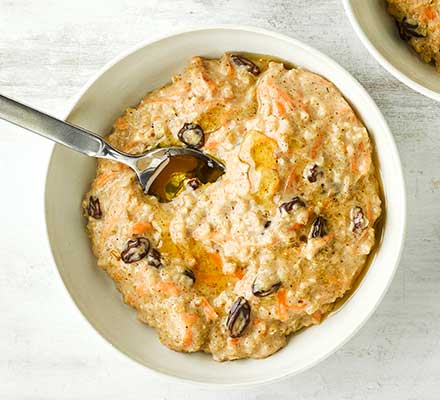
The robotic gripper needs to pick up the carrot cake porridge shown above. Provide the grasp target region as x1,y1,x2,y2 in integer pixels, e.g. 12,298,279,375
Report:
82,53,382,361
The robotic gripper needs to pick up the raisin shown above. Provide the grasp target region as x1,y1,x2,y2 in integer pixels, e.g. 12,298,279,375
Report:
310,216,327,238
396,17,426,41
121,237,150,263
226,296,251,338
177,123,205,148
252,279,281,297
147,248,162,268
279,196,306,213
306,164,322,183
231,55,260,75
350,206,368,234
183,269,195,283
87,196,102,219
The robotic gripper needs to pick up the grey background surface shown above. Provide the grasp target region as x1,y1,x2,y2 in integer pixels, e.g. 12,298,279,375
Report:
1,0,439,399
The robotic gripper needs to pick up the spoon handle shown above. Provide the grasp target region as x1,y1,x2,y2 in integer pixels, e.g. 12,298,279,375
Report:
0,94,107,157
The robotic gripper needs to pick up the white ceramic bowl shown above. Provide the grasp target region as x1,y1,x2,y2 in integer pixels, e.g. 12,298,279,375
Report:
343,0,440,102
45,26,406,386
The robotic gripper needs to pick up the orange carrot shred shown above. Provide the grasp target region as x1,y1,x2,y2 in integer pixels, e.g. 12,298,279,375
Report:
227,59,235,79
155,281,180,297
114,117,128,130
270,83,296,109
276,288,288,321
283,168,298,194
277,289,307,320
311,310,322,323
182,313,197,348
366,200,374,223
183,313,198,325
288,303,307,311
425,6,436,20
321,191,334,211
273,100,286,117
131,221,152,235
201,72,216,94
310,133,324,159
94,172,115,188
200,297,218,321
289,223,304,232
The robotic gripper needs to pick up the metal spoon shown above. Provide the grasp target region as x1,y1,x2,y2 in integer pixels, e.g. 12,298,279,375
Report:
0,94,224,197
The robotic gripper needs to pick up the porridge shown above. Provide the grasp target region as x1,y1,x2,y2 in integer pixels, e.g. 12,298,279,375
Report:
83,53,382,361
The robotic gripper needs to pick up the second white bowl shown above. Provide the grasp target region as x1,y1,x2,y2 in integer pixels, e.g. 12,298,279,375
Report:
343,0,440,102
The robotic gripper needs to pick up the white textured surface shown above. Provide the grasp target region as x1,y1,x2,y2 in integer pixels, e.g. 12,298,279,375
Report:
0,0,439,399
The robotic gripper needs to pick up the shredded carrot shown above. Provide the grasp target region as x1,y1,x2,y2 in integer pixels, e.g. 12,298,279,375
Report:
350,142,365,174
358,228,369,243
115,162,129,171
94,172,116,188
182,313,198,348
310,133,324,159
366,200,374,223
288,303,307,311
351,229,369,255
200,297,218,321
319,232,336,246
155,281,180,297
227,59,235,79
182,328,192,347
350,155,357,174
321,191,334,211
201,72,216,94
131,221,152,235
311,310,322,323
183,313,198,324
276,288,289,321
273,100,286,117
229,337,240,346
277,289,307,320
424,6,436,21
269,82,296,109
283,168,298,194
114,117,128,130
288,223,304,232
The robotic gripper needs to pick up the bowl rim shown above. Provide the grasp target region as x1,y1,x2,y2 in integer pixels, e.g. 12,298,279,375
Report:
342,0,440,102
44,24,407,387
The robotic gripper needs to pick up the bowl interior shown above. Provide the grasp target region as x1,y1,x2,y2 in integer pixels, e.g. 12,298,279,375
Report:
45,27,405,385
346,0,440,100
